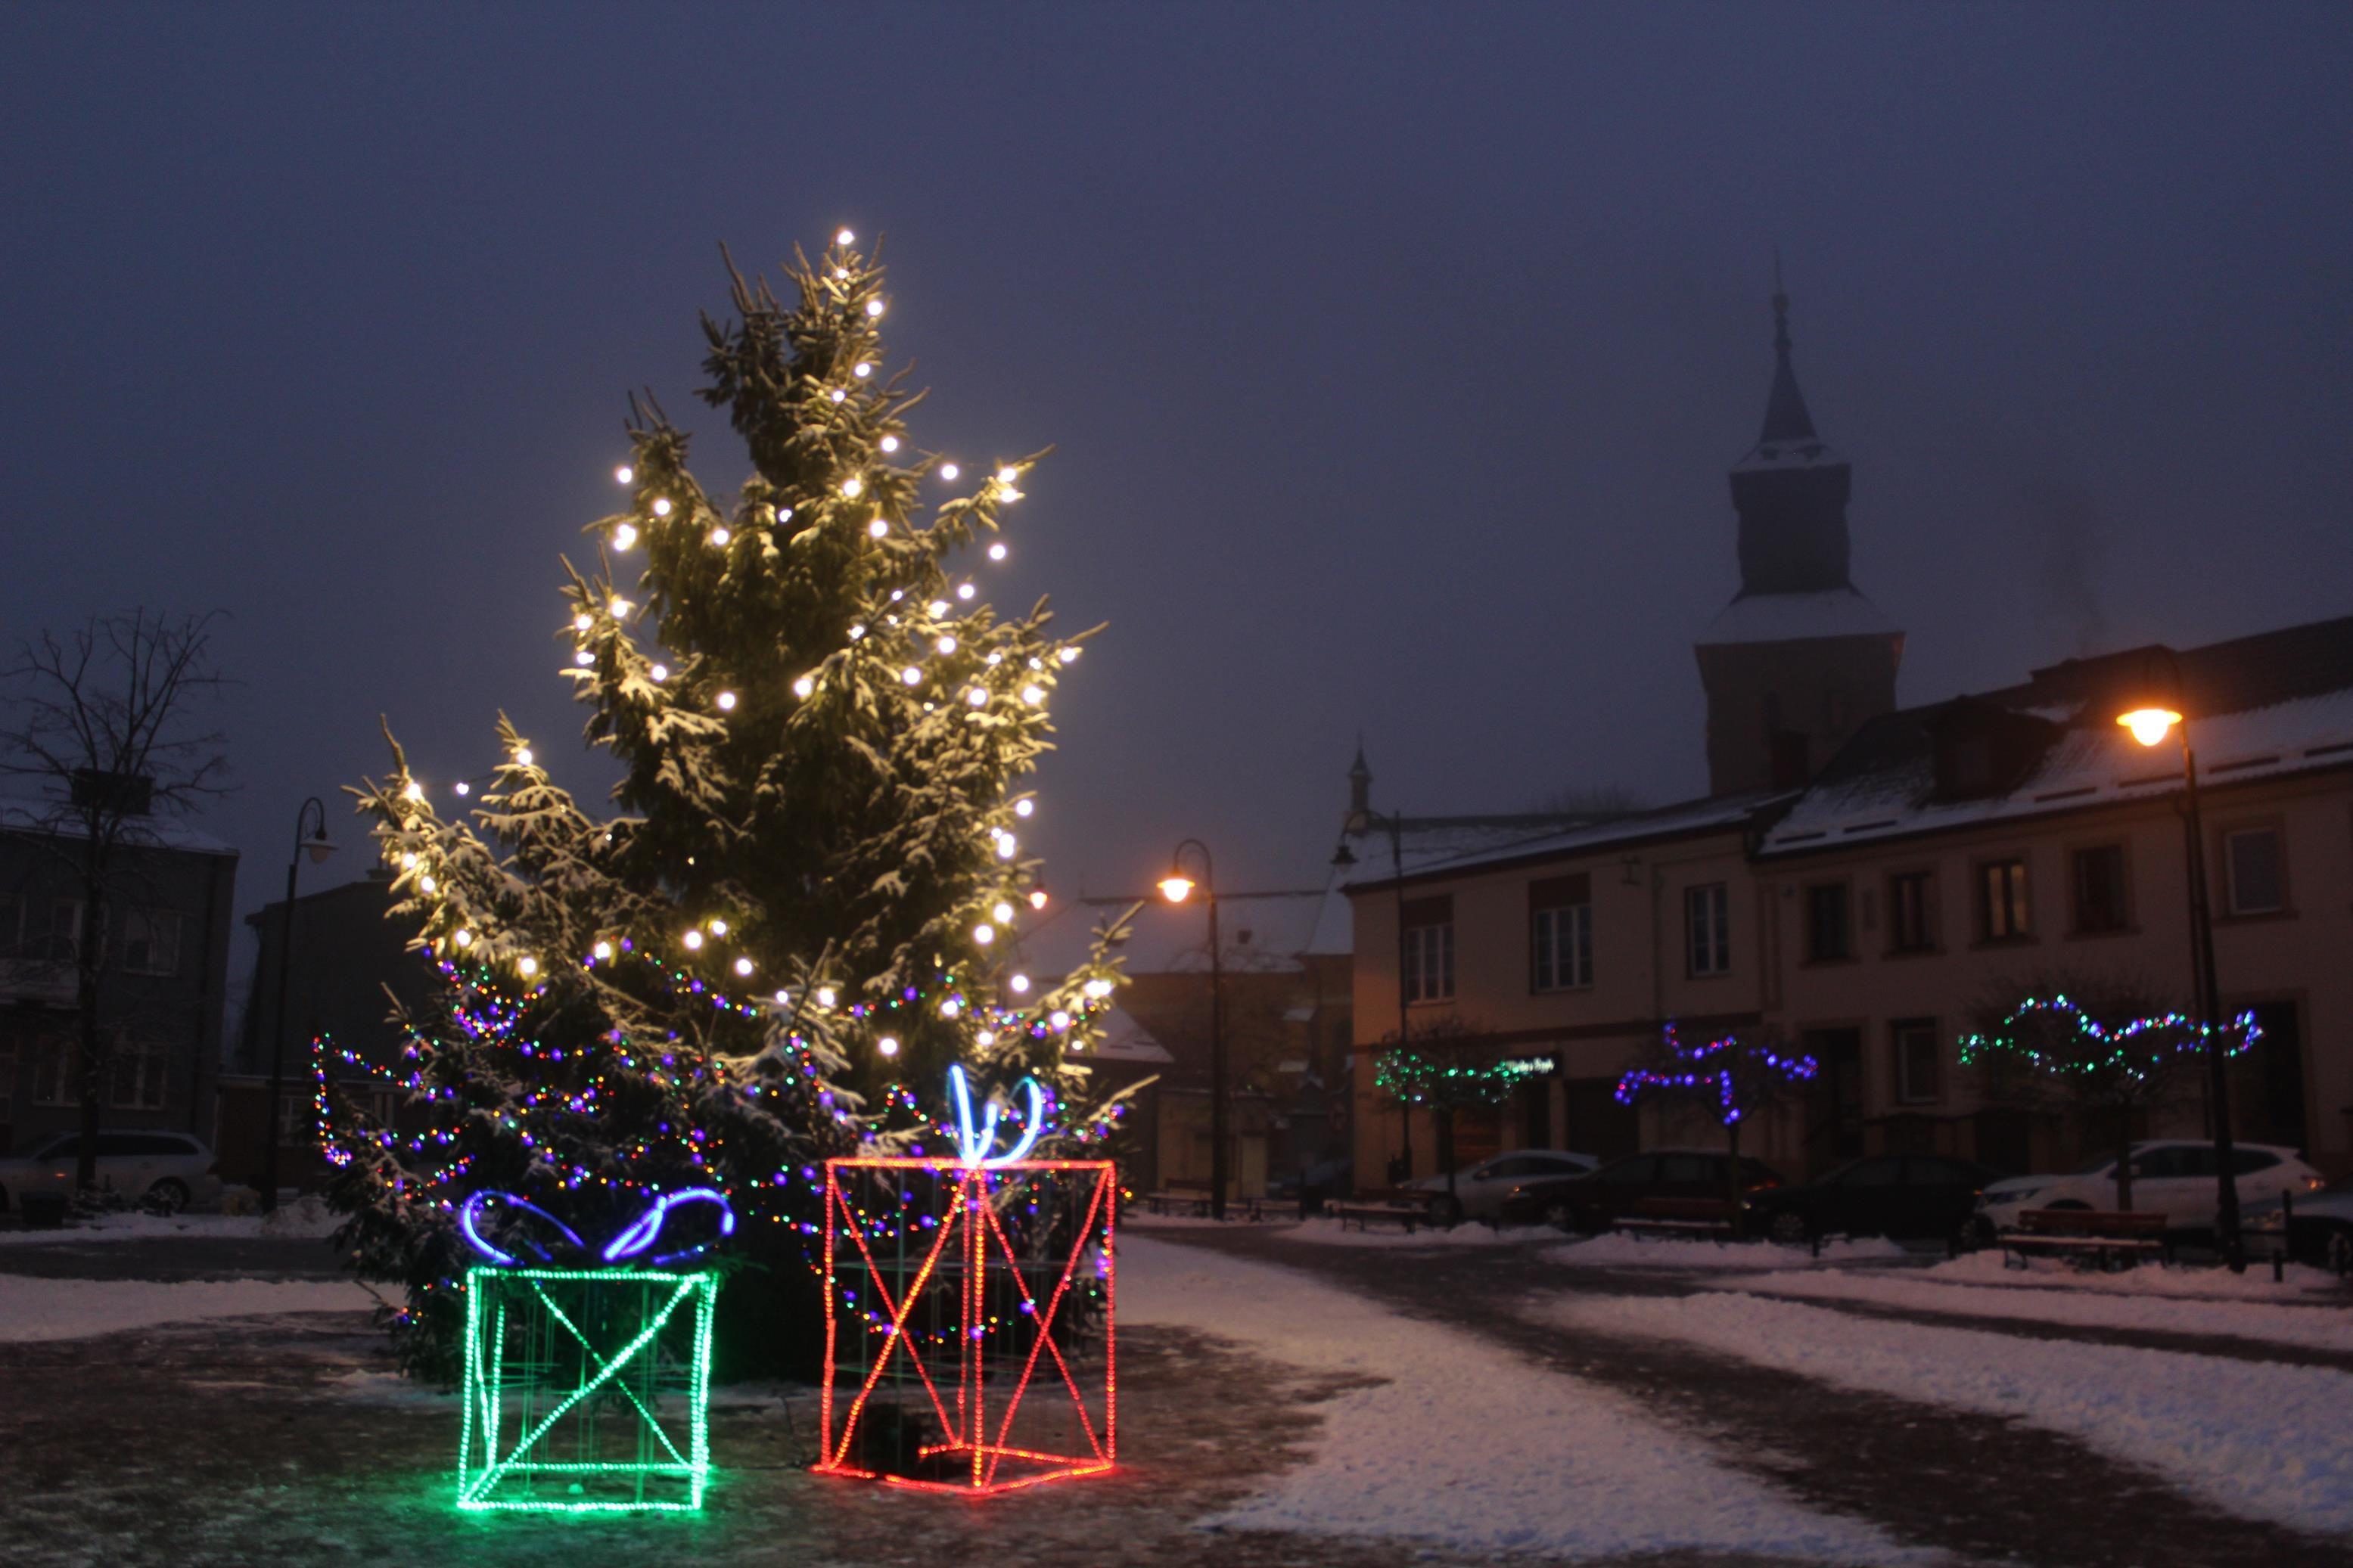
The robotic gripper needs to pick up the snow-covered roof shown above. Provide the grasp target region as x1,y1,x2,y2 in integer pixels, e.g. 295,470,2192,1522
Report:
1008,886,1332,979
0,798,238,857
1344,792,1785,890
1086,1007,1175,1065
1762,673,2353,858
1696,589,1898,647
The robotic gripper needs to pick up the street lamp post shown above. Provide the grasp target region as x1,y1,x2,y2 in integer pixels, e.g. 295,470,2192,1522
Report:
2118,670,2244,1272
260,797,335,1215
1159,840,1226,1219
1332,809,1413,1180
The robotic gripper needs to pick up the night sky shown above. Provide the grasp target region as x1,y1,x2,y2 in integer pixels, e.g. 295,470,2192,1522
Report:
5,5,2348,989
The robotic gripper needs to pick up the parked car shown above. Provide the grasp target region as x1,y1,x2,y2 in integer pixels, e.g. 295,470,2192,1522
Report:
2245,1173,2353,1270
1403,1149,1599,1222
1975,1140,2322,1237
0,1130,224,1214
1745,1153,2003,1246
1500,1148,1784,1232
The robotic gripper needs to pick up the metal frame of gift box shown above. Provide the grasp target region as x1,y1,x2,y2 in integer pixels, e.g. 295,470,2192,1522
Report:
457,1265,719,1513
816,1157,1117,1495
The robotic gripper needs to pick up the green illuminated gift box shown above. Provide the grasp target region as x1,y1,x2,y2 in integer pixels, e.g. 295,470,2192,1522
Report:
457,1265,719,1514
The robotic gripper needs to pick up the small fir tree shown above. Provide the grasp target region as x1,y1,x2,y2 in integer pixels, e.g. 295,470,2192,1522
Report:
321,233,1129,1380
1615,1024,1817,1222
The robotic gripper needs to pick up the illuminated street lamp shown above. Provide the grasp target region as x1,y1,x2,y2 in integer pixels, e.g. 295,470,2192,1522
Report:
2117,678,2244,1272
1160,840,1226,1219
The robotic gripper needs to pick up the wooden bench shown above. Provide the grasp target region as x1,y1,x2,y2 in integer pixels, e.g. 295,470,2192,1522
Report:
2000,1208,2171,1269
1614,1197,1742,1241
1331,1188,1436,1232
1141,1189,1213,1218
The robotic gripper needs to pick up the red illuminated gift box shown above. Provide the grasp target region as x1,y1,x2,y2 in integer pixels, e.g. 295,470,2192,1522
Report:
816,1157,1116,1495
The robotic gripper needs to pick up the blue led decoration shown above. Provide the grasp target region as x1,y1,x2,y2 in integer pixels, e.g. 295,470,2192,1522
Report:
946,1063,1047,1169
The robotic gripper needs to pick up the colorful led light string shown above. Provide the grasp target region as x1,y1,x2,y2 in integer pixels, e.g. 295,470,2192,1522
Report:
1957,995,2261,1077
1615,1023,1820,1122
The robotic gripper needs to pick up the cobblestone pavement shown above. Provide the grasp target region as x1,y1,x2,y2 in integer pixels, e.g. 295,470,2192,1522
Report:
1162,1227,2353,1568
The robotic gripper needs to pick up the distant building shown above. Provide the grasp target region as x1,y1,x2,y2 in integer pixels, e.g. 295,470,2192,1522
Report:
215,868,427,1189
1341,290,2353,1188
0,795,238,1160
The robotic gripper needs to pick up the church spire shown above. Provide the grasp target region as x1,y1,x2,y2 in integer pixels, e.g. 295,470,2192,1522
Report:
1758,258,1820,445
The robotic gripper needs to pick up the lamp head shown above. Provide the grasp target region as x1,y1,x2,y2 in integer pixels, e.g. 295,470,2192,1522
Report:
2117,707,2182,749
1329,840,1357,869
1158,874,1195,904
303,833,336,866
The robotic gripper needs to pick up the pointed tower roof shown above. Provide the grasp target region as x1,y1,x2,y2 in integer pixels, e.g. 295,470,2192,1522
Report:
1758,274,1818,443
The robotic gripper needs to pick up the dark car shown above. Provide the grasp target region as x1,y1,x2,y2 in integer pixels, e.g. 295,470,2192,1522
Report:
1744,1153,2003,1246
1500,1149,1785,1232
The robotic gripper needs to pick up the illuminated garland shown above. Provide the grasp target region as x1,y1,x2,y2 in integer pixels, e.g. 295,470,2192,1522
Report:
1615,1023,1818,1125
1374,1048,1544,1108
1957,995,2260,1080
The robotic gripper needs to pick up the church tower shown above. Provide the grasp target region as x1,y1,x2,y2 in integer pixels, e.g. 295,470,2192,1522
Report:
1694,282,1903,795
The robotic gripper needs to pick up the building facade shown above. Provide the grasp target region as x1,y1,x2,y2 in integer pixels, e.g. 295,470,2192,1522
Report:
0,797,239,1160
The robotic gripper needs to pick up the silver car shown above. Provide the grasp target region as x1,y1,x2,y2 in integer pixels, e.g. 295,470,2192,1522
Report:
1404,1149,1600,1223
0,1130,225,1214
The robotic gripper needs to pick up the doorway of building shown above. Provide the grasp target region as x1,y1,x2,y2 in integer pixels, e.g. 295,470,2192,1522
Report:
2241,1000,2308,1151
1801,1028,1864,1174
1562,1078,1639,1160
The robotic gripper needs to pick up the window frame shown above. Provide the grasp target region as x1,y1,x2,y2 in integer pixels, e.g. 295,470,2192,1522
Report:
2220,823,2288,917
1891,1017,1941,1105
121,907,184,977
1975,855,2033,943
108,1040,169,1110
1401,895,1455,1004
1803,880,1852,964
1530,903,1593,992
1885,869,1937,955
30,1038,76,1107
1684,882,1732,977
2068,841,2133,936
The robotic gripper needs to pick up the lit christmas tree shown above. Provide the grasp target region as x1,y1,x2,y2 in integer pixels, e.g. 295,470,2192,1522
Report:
322,231,1129,1379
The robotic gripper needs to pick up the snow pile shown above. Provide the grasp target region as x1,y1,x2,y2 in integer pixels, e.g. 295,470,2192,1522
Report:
0,1203,343,1247
1543,1231,1907,1269
1708,1268,2353,1354
1547,1290,2353,1535
0,1275,375,1342
1282,1216,1539,1249
1922,1247,2342,1297
1119,1235,1919,1560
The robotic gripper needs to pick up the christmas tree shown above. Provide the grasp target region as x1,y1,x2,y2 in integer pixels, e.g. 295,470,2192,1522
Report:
321,231,1130,1379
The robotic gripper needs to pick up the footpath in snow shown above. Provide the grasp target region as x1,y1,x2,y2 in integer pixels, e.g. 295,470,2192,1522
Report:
1119,1234,1930,1562
0,1274,376,1342
1543,1289,2353,1537
0,1204,343,1247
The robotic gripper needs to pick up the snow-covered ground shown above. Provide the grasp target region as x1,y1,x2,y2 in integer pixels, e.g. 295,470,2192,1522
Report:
1709,1264,2353,1353
1120,1234,1931,1561
1279,1215,1537,1249
1912,1246,2343,1299
0,1274,376,1341
1543,1231,1910,1269
1543,1289,2353,1535
0,1203,343,1247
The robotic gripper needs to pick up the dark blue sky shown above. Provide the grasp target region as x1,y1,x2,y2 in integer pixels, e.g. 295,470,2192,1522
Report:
4,4,2348,977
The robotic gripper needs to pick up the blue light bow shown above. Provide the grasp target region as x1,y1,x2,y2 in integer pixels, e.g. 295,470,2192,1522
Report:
459,1186,735,1268
947,1064,1047,1169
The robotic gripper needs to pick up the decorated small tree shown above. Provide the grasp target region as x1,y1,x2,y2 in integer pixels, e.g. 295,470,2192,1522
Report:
1615,1025,1817,1222
320,231,1128,1380
1375,1015,1527,1219
1960,980,2255,1211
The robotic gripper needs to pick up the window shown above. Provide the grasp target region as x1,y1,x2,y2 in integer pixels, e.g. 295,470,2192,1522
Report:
109,1042,167,1110
30,1039,76,1106
1892,1018,1940,1104
1978,858,2031,941
1804,883,1851,962
1530,874,1593,992
2224,827,2285,915
1888,871,1935,953
2071,844,2130,933
278,1091,314,1145
1403,920,1453,1003
122,909,182,976
36,899,83,962
1684,883,1730,976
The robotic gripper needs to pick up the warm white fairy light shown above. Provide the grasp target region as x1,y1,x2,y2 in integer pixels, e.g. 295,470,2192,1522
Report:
848,624,866,641
574,650,595,667
792,675,815,699
772,989,790,1005
940,462,960,480
866,299,885,318
682,930,704,951
420,874,437,893
454,930,473,948
1058,647,1080,663
868,518,888,538
996,467,1018,485
1083,979,1114,1000
977,1029,997,1046
987,542,1008,561
936,635,957,655
776,505,794,523
900,666,923,687
613,523,638,551
853,362,872,378
514,747,533,766
1027,657,1044,671
734,956,754,977
649,663,668,682
816,986,838,1009
991,901,1014,924
1009,973,1030,995
1020,685,1044,705
995,834,1018,861
716,691,738,711
610,598,630,617
829,389,846,404
928,599,949,616
1049,1010,1071,1032
880,436,900,453
841,477,863,498
967,687,987,706
615,464,634,484
985,652,1003,666
940,998,961,1019
400,851,418,868
836,228,855,246
877,1035,899,1057
453,781,471,796
573,613,593,632
710,526,731,547
834,266,850,281
708,918,728,935
652,497,673,517
517,955,539,977
974,924,994,945
403,781,424,802
956,582,975,601
1015,799,1034,818
592,940,613,960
